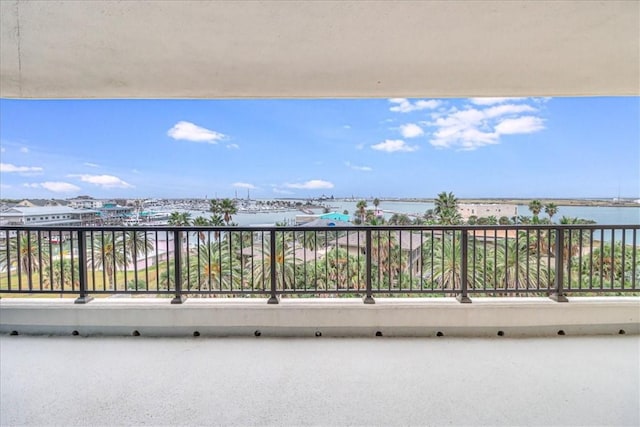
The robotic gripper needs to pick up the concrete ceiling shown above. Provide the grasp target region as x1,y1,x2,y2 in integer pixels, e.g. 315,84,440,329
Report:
1,0,638,99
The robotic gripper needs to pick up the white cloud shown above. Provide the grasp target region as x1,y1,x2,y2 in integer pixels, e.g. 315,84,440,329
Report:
285,179,334,190
426,101,545,150
371,139,418,153
131,169,141,174
167,121,225,143
68,174,133,189
0,163,44,173
495,116,545,134
233,182,257,189
399,123,424,138
20,147,29,153
345,161,373,172
355,143,365,150
226,143,240,149
469,97,526,105
343,125,351,129
83,162,100,168
389,98,441,113
24,181,81,193
0,147,5,153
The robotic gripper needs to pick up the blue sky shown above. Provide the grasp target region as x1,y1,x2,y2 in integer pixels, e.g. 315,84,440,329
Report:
0,97,638,199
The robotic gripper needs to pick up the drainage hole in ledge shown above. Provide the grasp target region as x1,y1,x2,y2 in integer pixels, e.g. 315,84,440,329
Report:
193,331,200,337
72,330,79,336
557,330,565,336
254,330,261,337
618,329,626,335
436,331,444,337
132,330,141,337
375,331,383,337
315,331,322,337
497,331,505,337
10,331,18,336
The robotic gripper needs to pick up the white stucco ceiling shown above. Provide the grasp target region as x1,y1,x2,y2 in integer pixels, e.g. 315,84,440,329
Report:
0,0,638,99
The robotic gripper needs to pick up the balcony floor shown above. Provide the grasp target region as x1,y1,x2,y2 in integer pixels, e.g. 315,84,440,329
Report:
1,335,638,426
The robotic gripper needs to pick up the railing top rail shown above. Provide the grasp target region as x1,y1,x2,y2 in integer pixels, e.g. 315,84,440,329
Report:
1,224,639,232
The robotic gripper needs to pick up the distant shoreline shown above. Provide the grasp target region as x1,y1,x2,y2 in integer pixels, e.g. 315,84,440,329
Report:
369,198,640,208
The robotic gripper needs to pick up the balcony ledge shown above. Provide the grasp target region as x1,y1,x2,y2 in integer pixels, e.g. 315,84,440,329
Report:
2,297,638,337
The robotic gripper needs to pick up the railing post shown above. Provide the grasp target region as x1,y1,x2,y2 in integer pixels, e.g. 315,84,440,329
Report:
74,229,93,304
267,229,279,304
171,229,186,304
363,229,375,304
550,227,568,302
456,229,472,303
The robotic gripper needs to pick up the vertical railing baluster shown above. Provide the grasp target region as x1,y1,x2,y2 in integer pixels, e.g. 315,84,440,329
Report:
171,229,185,304
363,229,374,304
457,229,471,303
551,227,568,302
267,229,279,304
75,229,93,303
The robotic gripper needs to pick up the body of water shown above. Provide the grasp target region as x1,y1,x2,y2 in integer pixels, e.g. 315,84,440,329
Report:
186,201,639,227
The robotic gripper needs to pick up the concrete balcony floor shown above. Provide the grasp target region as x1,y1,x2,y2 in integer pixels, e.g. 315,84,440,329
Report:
1,335,638,426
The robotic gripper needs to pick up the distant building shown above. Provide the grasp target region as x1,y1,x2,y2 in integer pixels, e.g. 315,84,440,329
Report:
0,206,100,226
97,202,134,224
458,204,518,220
67,196,103,209
15,199,68,208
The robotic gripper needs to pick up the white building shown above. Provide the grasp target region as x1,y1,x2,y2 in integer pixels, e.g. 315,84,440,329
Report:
67,197,103,209
458,204,518,220
0,206,100,226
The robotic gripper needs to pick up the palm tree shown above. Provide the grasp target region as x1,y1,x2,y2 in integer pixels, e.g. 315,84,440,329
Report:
3,232,50,281
188,241,241,291
217,198,238,225
528,200,542,222
90,232,125,290
434,191,461,225
544,203,558,222
356,200,368,223
43,259,78,290
423,209,437,224
423,232,482,291
251,234,300,290
168,211,191,226
388,213,411,225
492,236,549,291
121,231,155,267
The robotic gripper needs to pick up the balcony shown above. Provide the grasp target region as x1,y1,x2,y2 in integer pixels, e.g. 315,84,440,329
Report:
1,224,638,337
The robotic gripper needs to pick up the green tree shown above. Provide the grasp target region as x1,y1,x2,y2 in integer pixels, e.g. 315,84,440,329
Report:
43,259,78,290
423,232,482,291
498,216,512,225
2,232,50,279
528,200,542,222
90,232,125,290
491,236,549,290
187,242,241,291
356,200,368,223
544,203,558,222
388,213,411,225
219,198,238,225
251,233,300,290
168,211,191,226
122,230,155,266
434,192,462,225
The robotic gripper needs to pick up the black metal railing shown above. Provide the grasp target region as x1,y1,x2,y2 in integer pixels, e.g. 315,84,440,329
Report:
1,224,638,303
